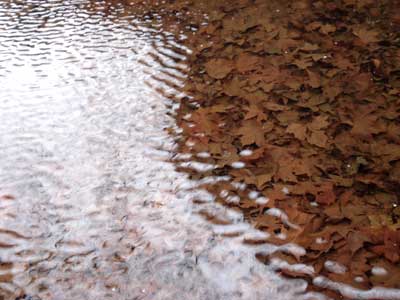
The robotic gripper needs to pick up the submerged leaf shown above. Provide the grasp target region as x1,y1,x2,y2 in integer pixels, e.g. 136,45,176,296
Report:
205,58,234,79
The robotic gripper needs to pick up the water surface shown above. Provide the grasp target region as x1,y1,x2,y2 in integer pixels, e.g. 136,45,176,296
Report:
0,1,313,299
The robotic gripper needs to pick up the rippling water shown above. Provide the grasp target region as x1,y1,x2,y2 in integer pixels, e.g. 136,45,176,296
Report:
0,1,315,299
3,1,399,300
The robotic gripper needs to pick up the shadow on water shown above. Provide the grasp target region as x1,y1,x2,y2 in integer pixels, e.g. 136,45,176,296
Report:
0,1,399,300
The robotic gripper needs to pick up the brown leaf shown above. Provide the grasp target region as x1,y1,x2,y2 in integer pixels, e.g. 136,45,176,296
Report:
307,130,329,148
319,24,336,35
205,58,234,79
236,53,261,73
287,123,307,141
347,231,370,255
315,183,336,205
308,115,330,131
244,104,267,122
256,174,273,189
352,27,380,44
292,57,313,69
236,119,266,146
306,70,321,88
351,113,385,139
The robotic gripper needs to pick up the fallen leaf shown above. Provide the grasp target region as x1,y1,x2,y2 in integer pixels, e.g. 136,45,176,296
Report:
287,123,307,141
307,130,329,148
205,58,234,79
236,119,266,146
353,27,380,44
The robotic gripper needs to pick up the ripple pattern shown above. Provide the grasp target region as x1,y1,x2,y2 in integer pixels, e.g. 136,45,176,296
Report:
0,1,320,300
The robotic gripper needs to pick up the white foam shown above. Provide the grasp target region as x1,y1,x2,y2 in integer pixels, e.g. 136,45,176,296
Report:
231,182,247,191
239,149,253,156
197,151,210,158
270,257,315,276
354,276,364,283
242,230,270,241
255,196,269,205
213,223,251,235
324,260,347,274
248,191,259,199
226,195,240,204
265,208,288,221
371,266,388,276
179,161,216,172
276,233,287,240
315,237,327,244
231,161,245,169
314,276,400,300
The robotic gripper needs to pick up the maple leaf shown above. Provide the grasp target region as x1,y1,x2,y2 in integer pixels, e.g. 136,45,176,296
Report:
292,57,313,69
352,72,372,92
275,111,299,126
300,43,320,51
244,104,267,122
256,174,273,189
307,130,329,148
236,119,266,146
222,8,261,33
382,229,400,263
236,52,261,73
323,84,342,101
306,70,321,88
350,113,385,139
273,38,299,52
347,231,370,255
333,54,354,70
190,108,219,136
205,58,234,79
287,123,307,141
223,77,246,97
267,147,300,182
319,24,336,35
308,115,330,131
352,26,380,44
315,183,336,205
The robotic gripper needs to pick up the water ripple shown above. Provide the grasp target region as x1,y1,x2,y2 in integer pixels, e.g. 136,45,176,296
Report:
0,1,324,300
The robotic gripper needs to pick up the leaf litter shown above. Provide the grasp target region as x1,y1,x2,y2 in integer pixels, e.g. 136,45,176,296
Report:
126,0,400,298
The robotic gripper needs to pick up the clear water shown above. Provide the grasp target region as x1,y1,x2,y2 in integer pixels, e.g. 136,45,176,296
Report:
0,1,312,299
1,1,399,300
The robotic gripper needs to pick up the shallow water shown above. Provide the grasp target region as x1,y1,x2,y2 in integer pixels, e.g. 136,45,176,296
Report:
0,1,315,299
1,1,400,300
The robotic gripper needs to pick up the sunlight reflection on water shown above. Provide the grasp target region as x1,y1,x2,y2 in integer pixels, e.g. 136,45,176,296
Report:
0,1,314,299
1,1,399,300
